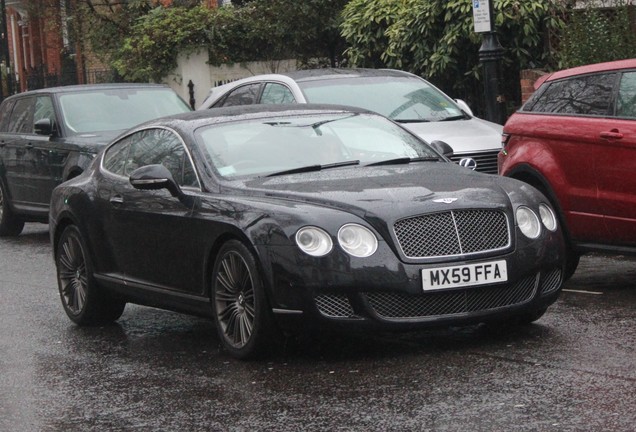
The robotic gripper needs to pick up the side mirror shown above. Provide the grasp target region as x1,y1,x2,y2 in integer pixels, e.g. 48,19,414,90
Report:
34,118,55,136
454,99,473,117
130,164,184,198
429,140,454,158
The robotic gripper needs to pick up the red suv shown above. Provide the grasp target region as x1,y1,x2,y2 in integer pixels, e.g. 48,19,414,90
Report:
499,59,636,278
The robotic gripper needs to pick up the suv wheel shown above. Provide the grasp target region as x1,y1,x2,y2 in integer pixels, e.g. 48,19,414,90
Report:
0,181,25,236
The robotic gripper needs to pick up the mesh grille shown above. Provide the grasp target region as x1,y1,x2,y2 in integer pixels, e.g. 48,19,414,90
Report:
540,268,562,295
315,294,355,318
449,150,500,174
394,210,509,258
366,274,538,319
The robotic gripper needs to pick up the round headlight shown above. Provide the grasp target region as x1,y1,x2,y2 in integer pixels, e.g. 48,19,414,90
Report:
516,206,541,239
296,227,333,257
539,203,557,232
337,224,378,257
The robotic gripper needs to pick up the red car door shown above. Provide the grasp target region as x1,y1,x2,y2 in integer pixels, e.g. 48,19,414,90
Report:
596,71,636,245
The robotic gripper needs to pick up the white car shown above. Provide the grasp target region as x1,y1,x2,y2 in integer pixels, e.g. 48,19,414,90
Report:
198,68,503,173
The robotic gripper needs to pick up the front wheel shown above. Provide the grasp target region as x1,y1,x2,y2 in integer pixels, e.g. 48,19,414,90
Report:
56,225,125,325
211,240,276,359
0,181,24,236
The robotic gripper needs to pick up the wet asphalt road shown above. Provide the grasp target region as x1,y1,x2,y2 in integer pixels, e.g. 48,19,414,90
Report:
1,224,635,431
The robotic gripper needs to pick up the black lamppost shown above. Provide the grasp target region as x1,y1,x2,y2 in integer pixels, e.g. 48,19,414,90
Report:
0,0,13,98
474,0,506,125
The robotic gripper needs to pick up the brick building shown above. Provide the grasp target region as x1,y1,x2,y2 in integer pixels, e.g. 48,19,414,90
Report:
2,0,88,94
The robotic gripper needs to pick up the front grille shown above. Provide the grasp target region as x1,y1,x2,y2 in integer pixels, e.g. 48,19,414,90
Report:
394,210,509,259
540,268,562,295
366,274,538,319
449,150,500,174
316,294,355,318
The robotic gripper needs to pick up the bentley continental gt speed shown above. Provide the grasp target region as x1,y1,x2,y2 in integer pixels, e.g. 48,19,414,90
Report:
50,105,565,359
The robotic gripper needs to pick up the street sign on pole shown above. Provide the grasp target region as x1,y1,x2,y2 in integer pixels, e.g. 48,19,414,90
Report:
472,0,492,33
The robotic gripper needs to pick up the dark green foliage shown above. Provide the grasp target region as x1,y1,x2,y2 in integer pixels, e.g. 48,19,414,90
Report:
558,1,636,68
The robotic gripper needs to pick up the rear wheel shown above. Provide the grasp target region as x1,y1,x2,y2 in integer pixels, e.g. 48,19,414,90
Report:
56,225,125,325
0,181,25,237
211,240,276,359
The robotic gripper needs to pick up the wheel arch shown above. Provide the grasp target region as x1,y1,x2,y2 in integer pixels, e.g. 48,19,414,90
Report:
203,230,274,301
506,164,573,244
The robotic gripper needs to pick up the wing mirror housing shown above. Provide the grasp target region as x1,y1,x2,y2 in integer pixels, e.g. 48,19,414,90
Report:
429,140,454,158
34,118,56,137
454,99,474,116
129,164,197,208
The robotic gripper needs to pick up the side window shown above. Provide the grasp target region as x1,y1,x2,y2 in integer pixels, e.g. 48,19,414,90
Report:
0,100,15,132
216,83,261,107
616,71,636,118
34,96,55,124
7,97,35,133
528,73,617,116
260,83,296,104
103,136,133,176
126,128,199,187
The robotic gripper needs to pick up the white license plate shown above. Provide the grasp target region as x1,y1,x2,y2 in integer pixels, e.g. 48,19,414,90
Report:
422,260,508,291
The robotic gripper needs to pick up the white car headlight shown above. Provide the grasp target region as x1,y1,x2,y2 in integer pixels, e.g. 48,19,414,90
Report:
296,227,333,257
516,206,541,239
337,224,378,257
539,203,557,232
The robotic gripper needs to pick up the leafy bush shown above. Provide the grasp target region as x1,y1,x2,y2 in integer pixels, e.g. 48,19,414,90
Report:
341,0,565,113
558,1,636,68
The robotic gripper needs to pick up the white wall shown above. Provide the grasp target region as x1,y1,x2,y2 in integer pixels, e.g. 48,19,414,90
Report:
163,50,297,109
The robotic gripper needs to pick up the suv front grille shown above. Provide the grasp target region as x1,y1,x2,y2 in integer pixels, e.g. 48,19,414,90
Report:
394,210,509,259
449,150,500,174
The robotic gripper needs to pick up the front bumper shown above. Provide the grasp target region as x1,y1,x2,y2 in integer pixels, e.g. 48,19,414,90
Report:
261,232,565,331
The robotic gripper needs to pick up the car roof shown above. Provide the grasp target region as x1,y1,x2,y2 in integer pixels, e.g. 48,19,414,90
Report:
2,83,173,100
138,103,375,130
280,68,419,82
536,58,636,88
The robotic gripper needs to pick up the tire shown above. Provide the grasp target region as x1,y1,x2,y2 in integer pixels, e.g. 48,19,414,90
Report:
0,181,25,237
211,240,276,359
563,248,580,281
56,225,125,325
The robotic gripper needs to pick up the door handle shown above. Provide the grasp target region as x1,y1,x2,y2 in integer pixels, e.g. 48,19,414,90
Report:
599,130,623,140
110,195,124,205
25,142,34,149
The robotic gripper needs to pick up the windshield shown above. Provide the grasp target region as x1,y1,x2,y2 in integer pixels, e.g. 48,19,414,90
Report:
58,88,191,135
195,112,441,179
298,76,465,122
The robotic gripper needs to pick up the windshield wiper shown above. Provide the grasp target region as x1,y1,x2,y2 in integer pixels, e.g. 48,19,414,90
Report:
265,160,360,177
394,119,430,123
365,156,440,167
438,114,469,122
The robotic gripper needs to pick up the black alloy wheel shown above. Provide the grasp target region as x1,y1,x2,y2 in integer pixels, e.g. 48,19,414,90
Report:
0,181,25,237
56,225,125,325
212,240,275,359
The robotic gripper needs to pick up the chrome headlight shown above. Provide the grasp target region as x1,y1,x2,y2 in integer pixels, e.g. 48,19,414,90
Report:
296,226,333,257
337,224,378,257
516,206,541,239
539,203,557,232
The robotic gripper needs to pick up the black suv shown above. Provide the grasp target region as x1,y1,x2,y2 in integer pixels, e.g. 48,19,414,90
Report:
0,83,191,236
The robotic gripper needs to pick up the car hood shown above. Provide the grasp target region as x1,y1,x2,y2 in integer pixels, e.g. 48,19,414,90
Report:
236,163,513,224
64,130,125,153
402,117,503,154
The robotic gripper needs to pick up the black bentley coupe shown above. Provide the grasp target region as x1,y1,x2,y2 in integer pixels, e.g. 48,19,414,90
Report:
49,105,565,359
